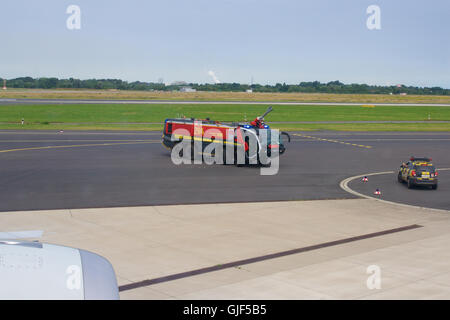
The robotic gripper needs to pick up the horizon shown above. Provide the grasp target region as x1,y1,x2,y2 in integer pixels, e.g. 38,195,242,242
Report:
3,76,449,90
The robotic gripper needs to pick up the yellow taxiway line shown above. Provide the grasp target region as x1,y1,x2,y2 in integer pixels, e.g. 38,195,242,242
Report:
292,133,372,149
0,140,161,153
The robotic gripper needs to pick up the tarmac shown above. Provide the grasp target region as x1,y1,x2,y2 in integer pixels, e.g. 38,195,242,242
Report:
1,129,450,299
0,130,450,211
1,199,449,299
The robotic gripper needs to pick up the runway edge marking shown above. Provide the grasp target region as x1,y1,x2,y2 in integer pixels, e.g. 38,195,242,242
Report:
340,169,450,213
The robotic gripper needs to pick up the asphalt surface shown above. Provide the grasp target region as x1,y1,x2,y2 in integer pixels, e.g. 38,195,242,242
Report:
348,170,450,211
1,98,450,106
0,130,449,212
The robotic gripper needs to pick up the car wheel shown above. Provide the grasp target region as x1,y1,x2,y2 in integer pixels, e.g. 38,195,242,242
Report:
407,179,414,189
432,184,438,190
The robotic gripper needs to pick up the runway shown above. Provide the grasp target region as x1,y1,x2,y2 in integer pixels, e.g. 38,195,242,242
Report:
1,98,450,107
0,130,449,212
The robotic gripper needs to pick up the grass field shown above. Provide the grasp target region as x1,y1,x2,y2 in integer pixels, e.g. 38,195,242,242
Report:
2,88,450,104
0,103,449,131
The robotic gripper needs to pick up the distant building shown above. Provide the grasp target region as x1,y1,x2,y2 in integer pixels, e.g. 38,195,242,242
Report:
179,86,196,92
171,81,188,86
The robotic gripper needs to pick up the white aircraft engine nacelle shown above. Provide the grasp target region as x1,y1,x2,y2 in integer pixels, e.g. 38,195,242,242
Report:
0,240,119,300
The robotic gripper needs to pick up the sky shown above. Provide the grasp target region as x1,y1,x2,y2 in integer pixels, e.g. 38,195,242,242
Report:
1,0,449,87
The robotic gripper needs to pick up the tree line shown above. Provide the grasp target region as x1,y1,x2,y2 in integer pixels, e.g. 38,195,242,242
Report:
2,77,449,95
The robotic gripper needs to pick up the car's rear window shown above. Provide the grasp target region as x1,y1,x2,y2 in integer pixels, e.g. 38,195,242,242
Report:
414,165,435,172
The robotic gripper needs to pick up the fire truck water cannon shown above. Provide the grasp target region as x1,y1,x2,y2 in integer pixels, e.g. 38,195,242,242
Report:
250,106,273,129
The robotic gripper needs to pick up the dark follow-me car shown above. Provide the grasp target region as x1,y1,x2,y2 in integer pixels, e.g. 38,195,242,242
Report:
398,157,438,189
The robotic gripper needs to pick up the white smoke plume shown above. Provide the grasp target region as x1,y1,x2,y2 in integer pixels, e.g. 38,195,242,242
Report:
208,70,221,84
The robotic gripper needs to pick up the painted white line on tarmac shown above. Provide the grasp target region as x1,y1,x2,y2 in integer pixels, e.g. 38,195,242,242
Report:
339,168,450,213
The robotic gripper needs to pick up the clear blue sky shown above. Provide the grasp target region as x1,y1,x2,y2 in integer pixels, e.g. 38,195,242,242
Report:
1,0,449,87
